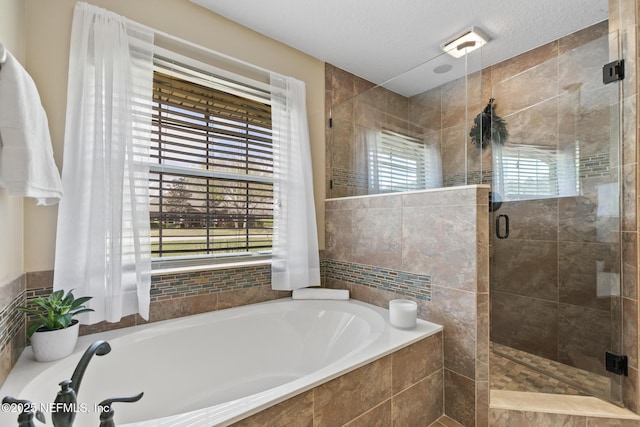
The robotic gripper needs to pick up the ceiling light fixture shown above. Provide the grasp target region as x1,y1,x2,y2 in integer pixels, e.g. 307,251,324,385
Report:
441,27,489,58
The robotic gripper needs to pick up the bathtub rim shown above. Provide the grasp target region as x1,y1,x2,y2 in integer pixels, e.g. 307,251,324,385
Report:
0,297,442,426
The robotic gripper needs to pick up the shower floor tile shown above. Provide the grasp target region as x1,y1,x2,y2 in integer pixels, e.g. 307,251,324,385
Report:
490,342,610,398
428,415,465,427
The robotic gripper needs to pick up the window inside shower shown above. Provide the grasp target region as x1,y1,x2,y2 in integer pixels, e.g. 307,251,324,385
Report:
493,143,581,200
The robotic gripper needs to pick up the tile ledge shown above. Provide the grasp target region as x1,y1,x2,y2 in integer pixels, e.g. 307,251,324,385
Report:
152,259,271,276
490,390,640,420
325,184,490,201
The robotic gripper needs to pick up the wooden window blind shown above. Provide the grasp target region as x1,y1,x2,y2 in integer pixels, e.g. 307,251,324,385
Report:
150,70,273,260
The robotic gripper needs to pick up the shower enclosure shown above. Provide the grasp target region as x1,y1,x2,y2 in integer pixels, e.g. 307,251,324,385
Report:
489,27,623,404
327,21,624,405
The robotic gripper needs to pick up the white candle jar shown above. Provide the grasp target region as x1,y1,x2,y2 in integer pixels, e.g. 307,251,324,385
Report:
389,299,418,329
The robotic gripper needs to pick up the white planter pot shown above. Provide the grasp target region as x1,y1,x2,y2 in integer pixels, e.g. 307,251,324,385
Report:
30,320,80,363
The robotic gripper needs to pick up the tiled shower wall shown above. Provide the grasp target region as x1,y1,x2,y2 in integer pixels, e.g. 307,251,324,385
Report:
326,65,408,198
325,63,489,199
324,186,490,427
324,11,640,421
491,196,620,377
486,21,621,378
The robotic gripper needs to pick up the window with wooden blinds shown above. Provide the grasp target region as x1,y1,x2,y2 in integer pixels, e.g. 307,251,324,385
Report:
149,68,273,265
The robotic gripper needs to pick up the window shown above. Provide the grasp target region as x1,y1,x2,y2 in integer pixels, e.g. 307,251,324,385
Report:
149,60,273,265
494,144,579,201
368,129,441,192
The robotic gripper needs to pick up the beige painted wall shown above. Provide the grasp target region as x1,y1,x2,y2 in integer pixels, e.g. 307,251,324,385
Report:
0,0,26,285
22,0,326,272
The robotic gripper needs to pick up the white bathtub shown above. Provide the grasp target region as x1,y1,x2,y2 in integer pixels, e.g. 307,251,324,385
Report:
0,298,442,426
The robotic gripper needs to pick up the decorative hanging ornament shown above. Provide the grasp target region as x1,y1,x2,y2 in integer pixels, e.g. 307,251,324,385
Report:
470,98,508,149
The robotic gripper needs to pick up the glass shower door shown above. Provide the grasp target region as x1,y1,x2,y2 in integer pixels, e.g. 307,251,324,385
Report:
489,29,623,403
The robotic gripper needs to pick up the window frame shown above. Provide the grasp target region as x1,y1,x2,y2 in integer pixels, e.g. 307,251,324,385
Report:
149,49,274,271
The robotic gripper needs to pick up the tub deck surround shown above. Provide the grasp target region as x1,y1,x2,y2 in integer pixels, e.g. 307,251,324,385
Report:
0,298,442,427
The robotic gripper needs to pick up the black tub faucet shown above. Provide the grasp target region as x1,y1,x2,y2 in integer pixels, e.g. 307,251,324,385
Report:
4,340,143,427
97,393,144,427
51,340,111,427
69,340,111,397
1,396,45,427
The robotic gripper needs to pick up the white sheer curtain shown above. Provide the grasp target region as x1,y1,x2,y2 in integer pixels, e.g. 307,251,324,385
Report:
54,2,154,323
270,73,321,290
363,126,382,192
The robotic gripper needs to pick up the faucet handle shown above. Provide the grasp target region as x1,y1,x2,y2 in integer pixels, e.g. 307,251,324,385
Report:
97,392,143,427
2,396,45,426
51,379,77,427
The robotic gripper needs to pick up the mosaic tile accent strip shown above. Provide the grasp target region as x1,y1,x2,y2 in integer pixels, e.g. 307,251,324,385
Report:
24,265,272,304
150,264,271,301
0,291,25,353
23,286,58,332
320,257,328,284
331,167,369,189
579,152,610,179
443,170,493,188
324,258,431,301
22,265,272,327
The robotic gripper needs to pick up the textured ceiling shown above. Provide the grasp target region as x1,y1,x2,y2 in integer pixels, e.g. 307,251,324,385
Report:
191,0,608,96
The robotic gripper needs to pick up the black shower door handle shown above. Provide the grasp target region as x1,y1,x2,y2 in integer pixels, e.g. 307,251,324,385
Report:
496,214,509,239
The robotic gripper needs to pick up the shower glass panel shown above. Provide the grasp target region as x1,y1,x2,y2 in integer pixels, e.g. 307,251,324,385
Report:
489,30,622,403
327,45,485,198
326,18,621,405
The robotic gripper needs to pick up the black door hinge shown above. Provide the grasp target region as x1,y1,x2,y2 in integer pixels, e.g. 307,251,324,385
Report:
329,117,333,128
603,60,625,84
605,351,628,376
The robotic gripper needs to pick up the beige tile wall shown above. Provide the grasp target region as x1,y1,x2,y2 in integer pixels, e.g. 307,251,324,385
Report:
326,64,413,198
324,185,489,427
0,275,26,387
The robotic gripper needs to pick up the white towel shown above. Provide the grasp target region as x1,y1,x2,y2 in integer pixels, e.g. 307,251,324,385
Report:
292,287,350,300
0,50,62,205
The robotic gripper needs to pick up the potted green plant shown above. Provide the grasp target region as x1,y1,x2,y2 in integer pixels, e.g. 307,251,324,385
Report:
17,289,94,362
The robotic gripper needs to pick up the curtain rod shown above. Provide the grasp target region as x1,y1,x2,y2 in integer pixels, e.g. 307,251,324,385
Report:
124,18,276,78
